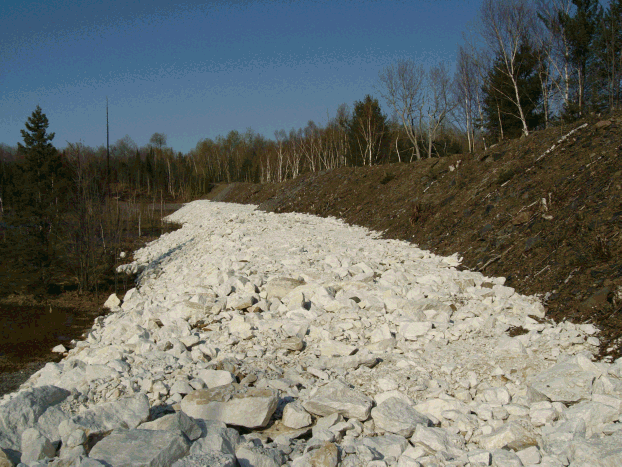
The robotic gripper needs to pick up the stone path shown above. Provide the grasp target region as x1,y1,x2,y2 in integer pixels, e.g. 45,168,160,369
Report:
1,201,621,466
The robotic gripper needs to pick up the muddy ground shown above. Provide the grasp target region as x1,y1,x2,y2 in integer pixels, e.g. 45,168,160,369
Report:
218,113,622,360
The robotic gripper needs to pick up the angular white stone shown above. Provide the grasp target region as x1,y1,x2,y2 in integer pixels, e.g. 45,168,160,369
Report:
282,402,312,429
528,355,602,404
181,387,277,428
189,419,239,457
319,340,357,357
563,401,619,437
170,380,194,395
480,386,512,406
516,446,541,465
280,336,304,351
266,277,305,300
371,397,432,437
303,380,373,421
479,420,538,451
410,425,466,458
0,385,70,451
414,397,470,421
400,322,433,340
491,448,523,467
20,428,56,464
103,293,121,310
198,369,236,389
236,445,285,467
361,434,410,459
140,411,202,441
58,394,150,445
89,429,190,467
467,449,492,465
566,430,622,466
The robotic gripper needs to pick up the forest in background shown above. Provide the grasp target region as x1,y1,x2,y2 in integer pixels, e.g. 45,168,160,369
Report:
1,0,621,296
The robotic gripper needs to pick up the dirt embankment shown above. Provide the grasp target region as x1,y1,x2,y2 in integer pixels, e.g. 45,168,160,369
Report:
218,113,622,360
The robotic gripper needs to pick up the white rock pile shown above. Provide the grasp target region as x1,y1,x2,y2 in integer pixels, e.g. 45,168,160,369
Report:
1,200,621,466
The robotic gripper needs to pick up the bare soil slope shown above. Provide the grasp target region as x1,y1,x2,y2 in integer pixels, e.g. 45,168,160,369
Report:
220,113,622,360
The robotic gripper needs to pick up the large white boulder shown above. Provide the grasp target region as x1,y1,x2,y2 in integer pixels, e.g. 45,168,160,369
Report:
303,379,373,421
89,429,190,467
181,387,277,429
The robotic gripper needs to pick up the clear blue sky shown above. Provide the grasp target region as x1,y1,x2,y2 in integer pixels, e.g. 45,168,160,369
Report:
1,0,480,154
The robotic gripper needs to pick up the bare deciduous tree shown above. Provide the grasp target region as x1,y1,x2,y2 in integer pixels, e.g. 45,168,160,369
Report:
274,129,286,183
113,135,138,159
378,59,425,161
425,63,455,158
454,46,478,153
149,132,167,150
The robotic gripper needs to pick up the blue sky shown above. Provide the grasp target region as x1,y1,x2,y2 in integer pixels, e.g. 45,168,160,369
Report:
1,0,480,154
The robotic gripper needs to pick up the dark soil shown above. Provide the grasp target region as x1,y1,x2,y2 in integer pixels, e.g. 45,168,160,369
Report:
219,112,622,361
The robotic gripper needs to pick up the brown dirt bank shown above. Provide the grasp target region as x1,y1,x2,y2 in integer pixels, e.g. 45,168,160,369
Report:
218,113,622,360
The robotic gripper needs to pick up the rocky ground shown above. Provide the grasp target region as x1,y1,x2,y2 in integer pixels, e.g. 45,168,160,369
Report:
2,201,622,466
219,113,622,360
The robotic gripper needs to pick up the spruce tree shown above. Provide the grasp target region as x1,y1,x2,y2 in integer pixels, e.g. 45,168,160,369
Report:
12,106,67,292
592,0,622,111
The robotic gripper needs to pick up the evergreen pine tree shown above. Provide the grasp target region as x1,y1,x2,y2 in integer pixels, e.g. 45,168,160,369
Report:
12,106,67,292
592,0,622,111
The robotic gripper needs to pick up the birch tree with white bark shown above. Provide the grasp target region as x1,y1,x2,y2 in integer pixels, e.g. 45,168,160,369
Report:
479,0,536,137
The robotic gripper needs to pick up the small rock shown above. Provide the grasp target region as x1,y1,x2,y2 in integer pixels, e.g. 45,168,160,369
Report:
281,337,304,351
103,293,121,310
52,345,67,354
282,402,312,429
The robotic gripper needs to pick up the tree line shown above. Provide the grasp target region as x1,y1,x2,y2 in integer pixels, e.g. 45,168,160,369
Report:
1,1,620,296
455,0,622,147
